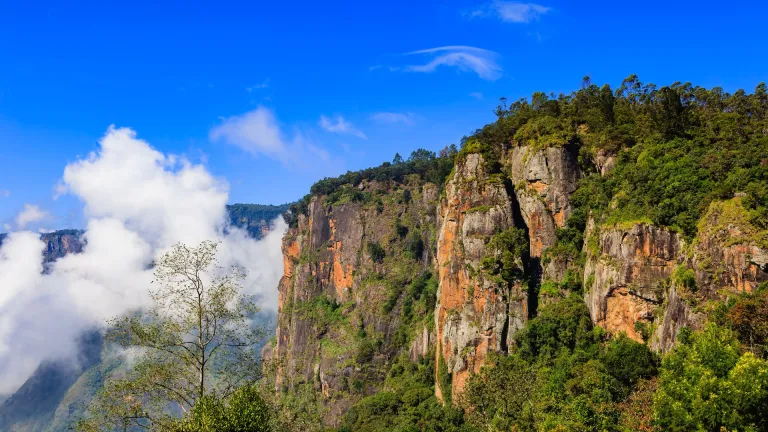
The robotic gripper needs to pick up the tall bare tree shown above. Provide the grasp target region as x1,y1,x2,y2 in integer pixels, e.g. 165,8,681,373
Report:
78,241,265,431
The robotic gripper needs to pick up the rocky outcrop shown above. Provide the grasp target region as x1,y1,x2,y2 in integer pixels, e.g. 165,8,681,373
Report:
584,223,684,343
584,201,768,352
226,203,289,239
434,153,525,400
0,230,84,264
503,144,580,279
693,199,768,293
40,230,84,263
273,179,438,425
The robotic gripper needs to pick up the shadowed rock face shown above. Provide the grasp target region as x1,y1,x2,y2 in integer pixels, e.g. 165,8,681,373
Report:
503,144,580,280
273,180,439,425
0,230,85,265
40,230,85,262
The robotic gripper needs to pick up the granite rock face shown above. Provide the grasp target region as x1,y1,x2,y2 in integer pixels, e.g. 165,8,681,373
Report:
434,153,524,400
693,199,768,294
583,198,768,352
583,223,684,343
503,144,580,280
273,179,438,425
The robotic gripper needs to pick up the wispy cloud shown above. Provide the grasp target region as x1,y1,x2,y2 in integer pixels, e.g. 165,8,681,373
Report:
318,116,367,139
371,112,415,125
15,204,48,229
210,107,331,167
405,46,501,80
0,189,9,198
246,79,270,92
369,65,401,72
470,1,551,23
469,92,484,100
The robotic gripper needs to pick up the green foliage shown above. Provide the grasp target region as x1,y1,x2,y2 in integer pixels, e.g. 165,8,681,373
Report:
167,384,272,432
294,295,348,330
367,241,386,263
727,283,768,357
654,323,768,431
464,295,659,432
437,353,452,406
463,353,537,431
283,195,311,228
514,294,597,360
307,147,456,212
671,265,697,291
481,227,529,286
325,184,374,207
227,203,289,238
466,77,768,240
600,334,658,389
404,232,424,260
338,355,470,432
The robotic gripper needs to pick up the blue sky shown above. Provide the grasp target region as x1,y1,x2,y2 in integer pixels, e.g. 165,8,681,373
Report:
1,0,766,230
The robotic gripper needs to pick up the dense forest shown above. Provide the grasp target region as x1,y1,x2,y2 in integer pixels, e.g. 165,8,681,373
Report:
273,76,768,432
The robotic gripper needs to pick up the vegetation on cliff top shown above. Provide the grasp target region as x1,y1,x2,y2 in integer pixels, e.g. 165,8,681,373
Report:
283,147,456,227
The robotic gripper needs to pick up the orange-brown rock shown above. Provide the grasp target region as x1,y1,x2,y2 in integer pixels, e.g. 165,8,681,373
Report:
693,198,768,294
584,223,683,343
435,153,525,400
273,178,438,426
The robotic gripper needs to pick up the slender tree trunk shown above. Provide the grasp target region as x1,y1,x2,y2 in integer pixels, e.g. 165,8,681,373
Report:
198,280,205,401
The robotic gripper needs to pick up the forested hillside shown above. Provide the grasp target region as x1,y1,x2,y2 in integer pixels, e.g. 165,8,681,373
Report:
268,76,768,431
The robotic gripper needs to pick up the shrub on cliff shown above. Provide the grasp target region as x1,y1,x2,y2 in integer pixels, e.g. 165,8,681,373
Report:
653,323,768,431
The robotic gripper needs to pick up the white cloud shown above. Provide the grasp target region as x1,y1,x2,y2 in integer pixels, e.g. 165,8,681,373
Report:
0,126,286,394
15,204,48,229
318,116,367,139
405,46,501,81
210,107,334,168
371,112,415,125
469,92,484,100
471,1,551,23
246,79,270,92
210,107,286,158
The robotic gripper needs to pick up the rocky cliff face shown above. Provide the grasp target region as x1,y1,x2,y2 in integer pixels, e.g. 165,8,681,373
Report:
432,145,582,399
434,153,522,400
583,198,768,352
273,147,767,410
272,178,438,424
583,223,684,343
504,144,580,260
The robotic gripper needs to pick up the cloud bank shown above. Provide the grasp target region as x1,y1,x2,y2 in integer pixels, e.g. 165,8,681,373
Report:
0,126,285,394
405,46,502,80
